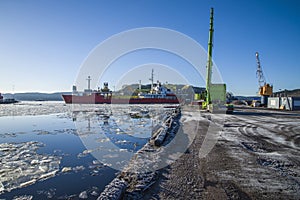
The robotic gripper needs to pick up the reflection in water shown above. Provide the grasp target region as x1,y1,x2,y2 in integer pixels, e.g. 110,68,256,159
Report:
74,105,159,171
0,113,116,199
0,104,176,199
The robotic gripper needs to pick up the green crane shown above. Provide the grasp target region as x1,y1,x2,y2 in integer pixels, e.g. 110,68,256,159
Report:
202,8,233,113
205,7,214,107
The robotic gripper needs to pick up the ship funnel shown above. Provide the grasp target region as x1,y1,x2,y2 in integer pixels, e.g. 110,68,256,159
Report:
72,85,77,92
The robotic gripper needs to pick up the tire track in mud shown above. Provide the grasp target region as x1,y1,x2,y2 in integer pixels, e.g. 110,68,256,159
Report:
145,108,300,199
223,113,300,197
273,122,300,134
224,116,277,153
272,123,300,150
226,115,300,151
237,125,258,138
291,134,300,149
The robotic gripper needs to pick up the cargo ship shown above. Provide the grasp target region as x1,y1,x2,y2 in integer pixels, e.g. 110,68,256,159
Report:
62,71,179,104
0,92,19,104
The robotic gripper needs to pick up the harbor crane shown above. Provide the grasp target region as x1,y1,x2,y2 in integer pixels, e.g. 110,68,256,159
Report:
255,52,273,105
201,8,233,113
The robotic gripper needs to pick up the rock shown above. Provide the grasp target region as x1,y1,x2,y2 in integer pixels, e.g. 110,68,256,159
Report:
153,127,168,146
98,178,127,200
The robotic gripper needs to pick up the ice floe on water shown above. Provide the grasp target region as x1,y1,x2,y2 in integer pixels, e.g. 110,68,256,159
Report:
36,188,56,198
78,190,88,199
0,102,182,198
0,141,61,194
0,101,71,117
12,194,33,200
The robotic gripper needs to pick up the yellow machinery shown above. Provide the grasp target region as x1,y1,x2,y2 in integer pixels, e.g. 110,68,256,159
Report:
259,83,273,96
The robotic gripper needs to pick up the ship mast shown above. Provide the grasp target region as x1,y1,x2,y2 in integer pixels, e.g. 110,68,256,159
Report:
87,76,91,90
149,69,154,91
139,80,142,92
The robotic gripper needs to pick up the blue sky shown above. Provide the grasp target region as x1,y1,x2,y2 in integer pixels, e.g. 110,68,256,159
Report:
0,0,299,96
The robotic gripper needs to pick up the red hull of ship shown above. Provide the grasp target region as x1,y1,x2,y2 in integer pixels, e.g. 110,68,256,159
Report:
62,94,179,104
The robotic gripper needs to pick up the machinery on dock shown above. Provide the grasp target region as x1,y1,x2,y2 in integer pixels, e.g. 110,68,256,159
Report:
200,8,233,113
255,52,273,106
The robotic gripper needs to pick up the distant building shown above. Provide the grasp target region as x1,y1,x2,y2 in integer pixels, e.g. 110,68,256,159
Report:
178,85,205,104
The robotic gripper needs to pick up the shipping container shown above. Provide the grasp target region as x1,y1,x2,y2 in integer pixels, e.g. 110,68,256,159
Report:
268,96,300,111
292,97,300,110
268,97,280,109
261,96,268,106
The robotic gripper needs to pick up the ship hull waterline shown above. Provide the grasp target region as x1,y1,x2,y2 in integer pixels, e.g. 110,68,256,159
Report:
62,94,180,104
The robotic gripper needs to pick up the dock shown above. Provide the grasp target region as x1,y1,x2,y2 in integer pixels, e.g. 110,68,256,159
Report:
142,106,300,199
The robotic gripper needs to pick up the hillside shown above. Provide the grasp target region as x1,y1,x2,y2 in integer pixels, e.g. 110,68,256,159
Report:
2,83,205,102
3,92,70,101
5,86,298,102
273,89,300,97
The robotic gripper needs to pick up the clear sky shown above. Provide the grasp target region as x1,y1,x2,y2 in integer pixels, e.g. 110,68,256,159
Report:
0,0,299,96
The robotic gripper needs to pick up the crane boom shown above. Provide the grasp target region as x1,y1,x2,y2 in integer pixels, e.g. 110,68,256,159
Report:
255,52,266,87
255,52,273,99
201,8,233,113
205,8,214,105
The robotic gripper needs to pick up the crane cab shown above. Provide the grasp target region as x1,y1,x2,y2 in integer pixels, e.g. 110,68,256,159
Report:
259,84,273,96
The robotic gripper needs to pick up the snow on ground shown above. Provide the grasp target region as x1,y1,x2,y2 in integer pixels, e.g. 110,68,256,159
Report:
215,108,300,198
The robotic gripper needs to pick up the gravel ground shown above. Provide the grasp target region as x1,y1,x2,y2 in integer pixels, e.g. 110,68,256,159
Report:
144,106,300,199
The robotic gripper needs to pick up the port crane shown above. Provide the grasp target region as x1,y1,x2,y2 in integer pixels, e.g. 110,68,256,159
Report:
201,8,233,113
255,52,273,105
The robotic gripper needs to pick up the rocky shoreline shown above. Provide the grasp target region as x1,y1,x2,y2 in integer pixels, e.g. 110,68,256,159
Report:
97,106,181,200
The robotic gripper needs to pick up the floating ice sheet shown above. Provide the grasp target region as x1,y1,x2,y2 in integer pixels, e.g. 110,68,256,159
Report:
0,141,61,194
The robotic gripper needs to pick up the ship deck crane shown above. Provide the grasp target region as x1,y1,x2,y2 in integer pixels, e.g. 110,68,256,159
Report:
255,52,273,106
